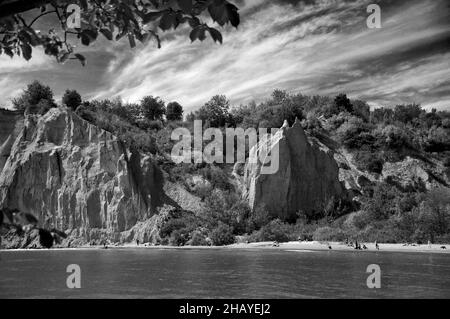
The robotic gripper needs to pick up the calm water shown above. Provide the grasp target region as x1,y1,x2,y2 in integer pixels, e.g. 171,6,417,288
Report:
0,248,449,298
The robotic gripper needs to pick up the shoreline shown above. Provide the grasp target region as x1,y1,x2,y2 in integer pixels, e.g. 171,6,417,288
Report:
1,241,449,254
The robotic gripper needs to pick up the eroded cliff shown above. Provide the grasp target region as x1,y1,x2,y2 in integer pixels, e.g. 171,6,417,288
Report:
0,107,166,244
243,119,346,221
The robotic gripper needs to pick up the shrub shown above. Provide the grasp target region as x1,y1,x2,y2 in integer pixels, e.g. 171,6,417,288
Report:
62,89,82,111
166,102,184,121
188,231,209,246
334,93,353,113
253,219,293,243
141,96,166,121
312,226,346,242
12,80,56,114
209,223,235,246
194,95,231,128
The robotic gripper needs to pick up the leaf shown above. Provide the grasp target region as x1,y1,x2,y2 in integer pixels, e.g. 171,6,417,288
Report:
3,47,13,58
208,0,240,28
81,29,98,46
20,43,32,61
189,26,205,42
159,12,174,31
128,34,136,48
81,33,91,45
116,31,126,41
74,53,86,66
208,0,228,26
208,27,222,44
100,28,113,40
79,0,88,10
143,11,164,24
177,0,192,13
59,51,70,63
226,3,240,28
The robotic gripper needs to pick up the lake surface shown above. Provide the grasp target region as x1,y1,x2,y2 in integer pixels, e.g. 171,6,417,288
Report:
1,248,449,298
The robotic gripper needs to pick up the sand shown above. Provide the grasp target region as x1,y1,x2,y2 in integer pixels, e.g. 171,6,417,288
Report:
2,241,449,253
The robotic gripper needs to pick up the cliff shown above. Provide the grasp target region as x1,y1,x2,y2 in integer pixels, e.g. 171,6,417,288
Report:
0,109,24,172
0,107,167,245
243,119,346,221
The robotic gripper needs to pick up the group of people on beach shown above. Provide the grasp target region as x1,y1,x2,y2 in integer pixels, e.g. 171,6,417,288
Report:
345,239,379,250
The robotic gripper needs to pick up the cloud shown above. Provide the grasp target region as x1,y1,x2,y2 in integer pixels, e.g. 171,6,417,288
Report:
91,0,450,111
1,0,449,111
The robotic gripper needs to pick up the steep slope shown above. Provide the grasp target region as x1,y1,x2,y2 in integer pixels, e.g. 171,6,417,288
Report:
243,119,346,221
0,107,166,244
0,109,24,172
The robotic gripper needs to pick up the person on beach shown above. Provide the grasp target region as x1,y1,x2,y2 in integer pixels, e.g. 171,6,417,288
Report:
375,241,379,250
137,239,140,246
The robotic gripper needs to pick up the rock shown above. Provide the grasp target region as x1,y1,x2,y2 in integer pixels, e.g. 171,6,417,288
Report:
382,157,449,191
243,118,345,221
0,107,165,244
0,109,24,172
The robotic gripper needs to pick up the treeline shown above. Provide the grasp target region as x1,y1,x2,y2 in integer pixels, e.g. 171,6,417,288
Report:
7,81,450,245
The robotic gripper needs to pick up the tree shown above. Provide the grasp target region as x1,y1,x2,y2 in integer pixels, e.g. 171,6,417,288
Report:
196,94,230,127
209,222,235,246
394,104,422,124
0,0,240,64
334,93,353,113
141,95,165,121
166,101,183,121
12,80,56,114
62,89,82,110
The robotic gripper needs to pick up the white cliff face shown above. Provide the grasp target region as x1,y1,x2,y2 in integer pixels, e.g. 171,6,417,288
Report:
0,109,24,172
243,119,345,221
0,107,165,242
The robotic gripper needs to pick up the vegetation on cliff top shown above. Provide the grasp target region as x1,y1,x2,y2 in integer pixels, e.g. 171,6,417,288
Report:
3,80,450,246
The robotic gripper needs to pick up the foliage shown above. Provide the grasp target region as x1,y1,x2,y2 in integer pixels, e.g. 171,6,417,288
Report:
0,0,240,64
250,219,293,243
166,101,183,121
312,226,346,242
62,89,82,110
12,80,56,114
193,95,231,127
141,95,166,121
209,222,235,246
334,93,353,113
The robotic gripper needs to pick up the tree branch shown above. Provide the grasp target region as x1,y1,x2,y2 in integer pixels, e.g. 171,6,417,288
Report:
0,0,54,19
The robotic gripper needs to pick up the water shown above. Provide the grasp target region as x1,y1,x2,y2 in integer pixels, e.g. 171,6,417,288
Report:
1,248,449,298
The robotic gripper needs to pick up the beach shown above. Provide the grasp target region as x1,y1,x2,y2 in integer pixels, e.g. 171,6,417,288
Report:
2,241,449,253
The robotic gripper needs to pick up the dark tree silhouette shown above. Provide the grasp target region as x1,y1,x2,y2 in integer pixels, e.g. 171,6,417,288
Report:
0,0,240,64
334,93,353,113
62,89,82,110
166,101,183,121
141,95,165,121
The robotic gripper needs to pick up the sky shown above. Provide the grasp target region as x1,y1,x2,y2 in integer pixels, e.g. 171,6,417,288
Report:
0,0,449,112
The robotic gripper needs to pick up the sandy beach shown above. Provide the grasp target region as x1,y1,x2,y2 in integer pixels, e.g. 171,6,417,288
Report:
2,241,449,253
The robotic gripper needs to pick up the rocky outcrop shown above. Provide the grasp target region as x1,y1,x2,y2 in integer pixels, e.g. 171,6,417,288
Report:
243,119,345,221
0,107,165,244
382,157,449,191
0,109,24,172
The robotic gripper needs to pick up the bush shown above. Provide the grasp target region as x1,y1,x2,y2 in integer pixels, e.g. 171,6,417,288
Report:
166,102,184,121
141,96,166,121
62,89,82,111
188,231,209,246
312,226,346,242
12,80,56,114
209,223,235,246
252,219,293,243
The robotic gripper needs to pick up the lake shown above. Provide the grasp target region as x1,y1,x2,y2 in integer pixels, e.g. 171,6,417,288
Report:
0,248,449,298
